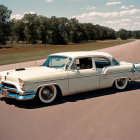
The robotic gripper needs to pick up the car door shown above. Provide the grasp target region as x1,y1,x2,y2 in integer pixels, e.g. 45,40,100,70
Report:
94,57,113,88
67,57,100,94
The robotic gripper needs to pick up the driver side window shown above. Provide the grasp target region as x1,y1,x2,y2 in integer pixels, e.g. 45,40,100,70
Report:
71,57,93,70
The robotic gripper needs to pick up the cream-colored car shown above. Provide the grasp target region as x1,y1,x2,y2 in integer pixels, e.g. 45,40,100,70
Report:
0,51,140,103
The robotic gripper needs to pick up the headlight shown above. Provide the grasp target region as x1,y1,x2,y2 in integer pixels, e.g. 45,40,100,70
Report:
18,78,26,91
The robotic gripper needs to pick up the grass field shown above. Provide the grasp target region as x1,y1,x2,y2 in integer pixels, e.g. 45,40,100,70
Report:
0,40,133,65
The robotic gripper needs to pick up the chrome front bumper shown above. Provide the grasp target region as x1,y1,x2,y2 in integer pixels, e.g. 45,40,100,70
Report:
0,84,36,101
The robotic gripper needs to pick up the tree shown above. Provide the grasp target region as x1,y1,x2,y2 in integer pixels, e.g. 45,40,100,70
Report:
135,31,140,39
69,18,82,43
22,13,39,44
57,17,69,44
47,16,68,44
11,19,26,42
38,16,48,44
118,29,128,40
0,5,12,45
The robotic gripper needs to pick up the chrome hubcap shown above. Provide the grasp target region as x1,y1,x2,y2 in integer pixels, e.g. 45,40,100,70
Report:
41,86,54,100
117,78,126,87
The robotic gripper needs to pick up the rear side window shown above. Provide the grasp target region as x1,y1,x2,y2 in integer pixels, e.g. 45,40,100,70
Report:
94,57,111,68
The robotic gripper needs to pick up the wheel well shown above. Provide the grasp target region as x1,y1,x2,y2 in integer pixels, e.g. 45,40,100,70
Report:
36,87,41,95
54,84,62,97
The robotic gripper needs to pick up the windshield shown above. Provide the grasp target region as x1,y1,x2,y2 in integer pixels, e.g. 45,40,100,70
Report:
42,56,71,69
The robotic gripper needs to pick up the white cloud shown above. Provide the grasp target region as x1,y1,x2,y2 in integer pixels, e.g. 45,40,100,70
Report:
102,18,140,30
131,16,140,19
121,18,131,22
103,12,119,18
11,14,23,19
24,11,36,15
119,23,128,27
72,11,120,19
106,18,131,24
106,1,122,6
106,20,120,24
72,12,102,19
121,6,128,10
45,0,53,3
71,6,140,30
120,9,140,16
121,5,134,10
29,11,36,14
86,6,96,10
134,22,140,25
11,11,37,19
72,8,140,20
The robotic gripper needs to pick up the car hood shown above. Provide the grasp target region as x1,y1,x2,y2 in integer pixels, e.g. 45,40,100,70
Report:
0,66,63,82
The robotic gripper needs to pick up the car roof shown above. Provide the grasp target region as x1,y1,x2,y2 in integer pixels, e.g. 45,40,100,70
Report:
50,51,113,60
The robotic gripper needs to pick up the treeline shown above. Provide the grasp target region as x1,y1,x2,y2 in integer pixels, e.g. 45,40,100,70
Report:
0,5,140,45
10,15,117,44
117,29,140,40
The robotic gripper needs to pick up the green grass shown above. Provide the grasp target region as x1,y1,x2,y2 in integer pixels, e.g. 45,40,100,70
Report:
0,40,133,65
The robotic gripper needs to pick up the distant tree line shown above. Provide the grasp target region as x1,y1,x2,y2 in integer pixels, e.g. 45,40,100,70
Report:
116,29,140,40
10,14,117,44
0,5,140,45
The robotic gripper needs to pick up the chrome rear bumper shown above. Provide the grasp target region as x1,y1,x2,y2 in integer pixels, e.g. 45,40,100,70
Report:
0,84,36,101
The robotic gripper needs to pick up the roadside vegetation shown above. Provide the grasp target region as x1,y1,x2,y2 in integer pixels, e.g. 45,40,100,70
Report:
0,40,132,65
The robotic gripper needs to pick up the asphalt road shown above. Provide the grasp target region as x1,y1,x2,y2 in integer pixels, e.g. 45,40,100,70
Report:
0,40,140,140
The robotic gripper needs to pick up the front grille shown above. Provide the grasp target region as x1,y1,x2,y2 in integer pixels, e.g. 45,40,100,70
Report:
2,82,16,89
8,90,17,95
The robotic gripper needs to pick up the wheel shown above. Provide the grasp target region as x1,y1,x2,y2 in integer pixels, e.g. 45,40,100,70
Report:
114,78,128,90
38,85,57,103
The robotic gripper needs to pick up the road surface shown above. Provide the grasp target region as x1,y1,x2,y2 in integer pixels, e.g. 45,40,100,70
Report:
0,40,140,140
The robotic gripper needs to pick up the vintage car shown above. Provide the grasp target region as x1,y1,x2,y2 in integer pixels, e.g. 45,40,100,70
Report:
0,51,140,103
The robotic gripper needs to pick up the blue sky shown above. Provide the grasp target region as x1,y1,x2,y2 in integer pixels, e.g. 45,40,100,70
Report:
1,0,140,30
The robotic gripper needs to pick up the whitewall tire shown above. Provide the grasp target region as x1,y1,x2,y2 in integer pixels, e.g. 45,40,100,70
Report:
39,85,57,103
114,78,128,90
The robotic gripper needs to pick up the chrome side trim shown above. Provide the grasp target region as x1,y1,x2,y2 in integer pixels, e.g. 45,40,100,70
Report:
68,74,99,80
27,77,68,84
102,70,132,75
